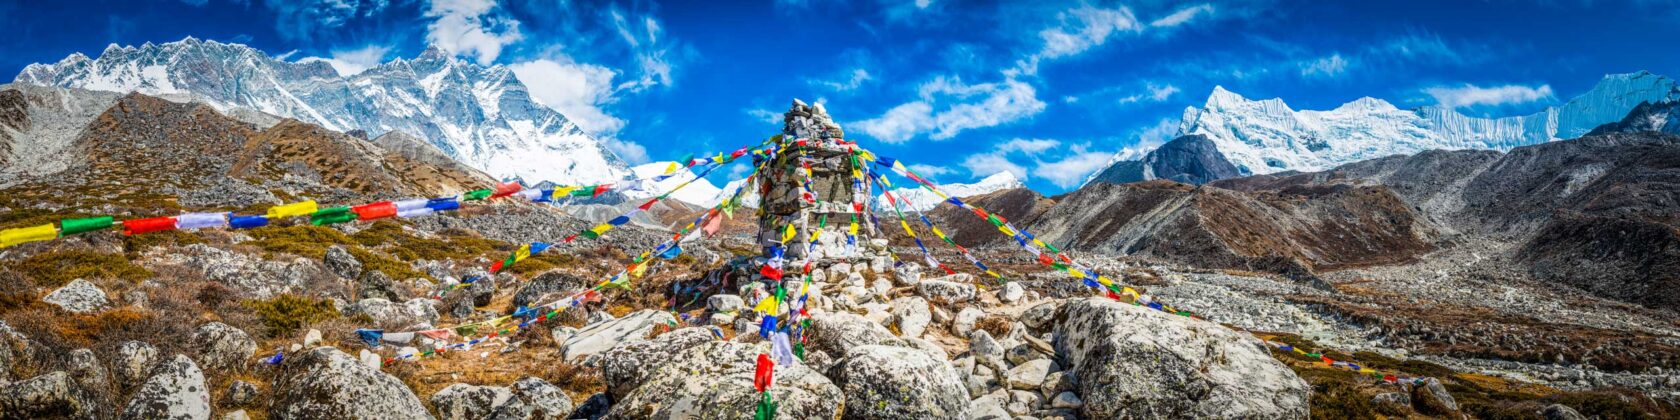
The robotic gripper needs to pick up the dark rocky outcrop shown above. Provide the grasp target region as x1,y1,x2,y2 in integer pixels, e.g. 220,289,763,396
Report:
1085,134,1243,186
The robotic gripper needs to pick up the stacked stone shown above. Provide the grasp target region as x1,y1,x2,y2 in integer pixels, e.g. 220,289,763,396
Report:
754,99,893,270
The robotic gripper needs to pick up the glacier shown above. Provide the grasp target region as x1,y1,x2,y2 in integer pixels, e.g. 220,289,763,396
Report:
1087,71,1680,185
877,171,1025,212
13,37,630,186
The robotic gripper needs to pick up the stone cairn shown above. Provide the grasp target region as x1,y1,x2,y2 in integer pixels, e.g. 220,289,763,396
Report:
699,100,897,319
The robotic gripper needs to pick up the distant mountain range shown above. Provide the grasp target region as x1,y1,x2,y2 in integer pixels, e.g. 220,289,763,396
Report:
1087,71,1680,186
13,37,630,186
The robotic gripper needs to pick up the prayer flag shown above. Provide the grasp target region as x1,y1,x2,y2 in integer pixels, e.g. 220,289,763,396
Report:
0,224,58,248
659,244,682,259
122,217,177,236
592,184,611,197
229,215,269,229
427,197,461,211
352,202,398,221
395,198,428,212
310,207,356,226
780,224,796,243
267,200,318,219
463,188,493,201
754,353,775,392
176,212,230,230
59,216,114,235
490,182,522,198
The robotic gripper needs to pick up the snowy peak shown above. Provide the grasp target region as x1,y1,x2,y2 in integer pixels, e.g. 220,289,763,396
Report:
13,36,629,186
878,171,1025,211
621,162,724,207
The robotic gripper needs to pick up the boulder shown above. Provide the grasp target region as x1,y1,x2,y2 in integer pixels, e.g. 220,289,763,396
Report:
271,347,429,419
1542,403,1586,420
916,276,977,304
607,341,842,419
1020,301,1060,331
512,272,588,309
1054,298,1309,419
189,322,256,373
430,384,528,420
998,282,1025,303
226,380,259,407
512,377,575,419
969,394,1011,420
177,244,321,298
223,410,251,420
113,341,161,390
356,271,401,301
323,245,363,279
43,279,110,313
572,393,611,420
302,329,323,347
0,371,94,418
707,294,745,313
66,348,113,415
119,355,211,420
1411,377,1459,415
1006,359,1058,390
351,298,439,329
464,276,496,307
806,312,906,356
599,327,717,398
1039,371,1074,400
1051,391,1083,409
892,263,922,286
1006,343,1049,366
953,307,984,336
561,310,676,361
834,345,968,419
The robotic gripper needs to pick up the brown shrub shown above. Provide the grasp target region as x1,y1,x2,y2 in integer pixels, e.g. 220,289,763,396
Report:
5,249,152,288
975,314,1013,338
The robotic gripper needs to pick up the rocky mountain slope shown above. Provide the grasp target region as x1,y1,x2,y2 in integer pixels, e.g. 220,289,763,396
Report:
879,171,1025,211
14,37,630,185
1082,134,1240,185
1085,71,1680,185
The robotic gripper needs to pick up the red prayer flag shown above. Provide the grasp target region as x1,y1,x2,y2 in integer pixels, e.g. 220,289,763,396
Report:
490,182,522,198
1037,254,1054,266
122,216,178,236
753,353,775,392
637,199,658,210
490,260,505,273
352,201,397,221
1321,356,1334,365
592,184,611,197
760,264,783,281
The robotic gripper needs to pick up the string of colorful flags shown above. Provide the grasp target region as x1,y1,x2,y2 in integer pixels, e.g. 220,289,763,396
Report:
865,155,1005,283
856,144,1434,388
0,139,778,250
358,141,786,364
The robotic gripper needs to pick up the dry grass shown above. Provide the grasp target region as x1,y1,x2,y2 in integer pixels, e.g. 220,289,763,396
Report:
3,249,152,288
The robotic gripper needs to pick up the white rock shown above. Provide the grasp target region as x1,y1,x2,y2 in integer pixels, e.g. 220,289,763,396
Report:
954,307,985,336
561,310,676,361
360,349,382,370
120,355,211,420
1006,359,1058,390
890,296,932,338
43,279,110,313
302,329,322,347
1052,391,1083,408
706,294,744,313
998,282,1025,303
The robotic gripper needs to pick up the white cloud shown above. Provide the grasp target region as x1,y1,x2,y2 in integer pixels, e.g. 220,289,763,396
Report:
609,8,676,91
962,153,1027,180
810,68,873,92
1038,6,1140,60
261,0,394,42
1036,150,1114,188
509,59,625,135
603,136,650,164
854,102,934,144
1299,53,1349,78
996,138,1059,154
1150,4,1214,28
298,44,391,76
1425,83,1555,109
274,49,300,61
424,0,522,65
907,164,953,178
1136,117,1181,145
856,76,1045,143
745,108,783,125
1118,83,1180,104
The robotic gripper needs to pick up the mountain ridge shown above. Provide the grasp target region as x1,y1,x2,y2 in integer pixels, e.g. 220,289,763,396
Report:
14,37,630,186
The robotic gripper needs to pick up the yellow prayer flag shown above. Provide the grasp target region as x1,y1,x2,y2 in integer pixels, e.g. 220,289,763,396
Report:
1067,267,1085,279
931,227,946,238
267,200,318,219
629,262,647,278
810,229,821,242
1096,276,1114,286
513,244,532,263
1358,368,1375,374
1032,239,1048,248
998,225,1017,236
662,162,679,175
781,224,796,243
892,161,908,172
848,222,859,236
899,220,914,236
551,186,579,199
753,296,779,313
1122,287,1139,298
0,224,59,248
590,224,613,236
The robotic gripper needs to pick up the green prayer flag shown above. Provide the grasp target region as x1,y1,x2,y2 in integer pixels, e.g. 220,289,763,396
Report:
580,228,601,239
310,207,355,226
455,325,478,336
570,186,596,197
59,216,114,235
755,392,778,420
463,189,493,201
1044,243,1062,253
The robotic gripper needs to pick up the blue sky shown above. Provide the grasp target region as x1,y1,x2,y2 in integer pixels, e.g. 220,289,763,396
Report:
4,0,1680,192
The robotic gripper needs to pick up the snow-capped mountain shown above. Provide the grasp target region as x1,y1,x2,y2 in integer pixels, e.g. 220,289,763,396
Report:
620,162,723,207
13,37,629,185
1086,71,1680,185
877,171,1025,211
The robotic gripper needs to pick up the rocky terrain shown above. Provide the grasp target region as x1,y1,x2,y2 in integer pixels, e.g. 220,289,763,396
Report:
0,81,1677,420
